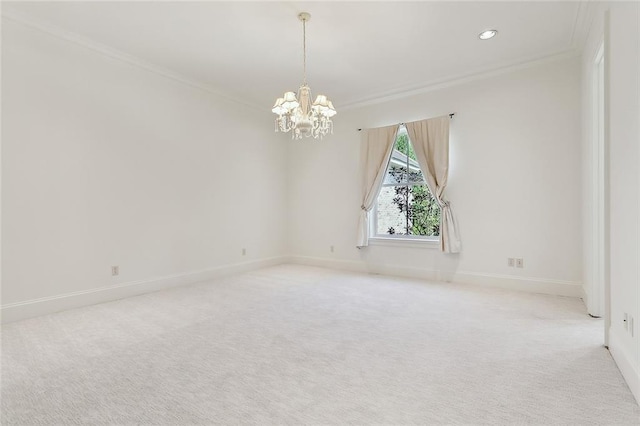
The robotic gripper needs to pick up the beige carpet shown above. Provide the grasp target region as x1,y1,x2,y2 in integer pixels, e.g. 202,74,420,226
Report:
2,264,639,425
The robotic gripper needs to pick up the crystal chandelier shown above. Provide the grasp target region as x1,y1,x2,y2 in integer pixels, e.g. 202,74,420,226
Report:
272,12,337,140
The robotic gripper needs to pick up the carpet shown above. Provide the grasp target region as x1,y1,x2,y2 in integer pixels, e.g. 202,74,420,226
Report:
2,264,639,425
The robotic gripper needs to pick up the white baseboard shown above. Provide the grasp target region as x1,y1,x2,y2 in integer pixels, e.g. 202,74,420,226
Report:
289,255,581,297
609,327,640,404
1,256,288,324
452,271,581,297
2,255,583,323
289,255,439,280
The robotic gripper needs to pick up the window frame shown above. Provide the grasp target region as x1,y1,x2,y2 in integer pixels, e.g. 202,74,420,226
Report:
370,126,440,245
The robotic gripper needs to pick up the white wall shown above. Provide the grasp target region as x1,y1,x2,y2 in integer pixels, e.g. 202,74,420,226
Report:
1,18,288,320
581,1,640,403
288,57,583,296
601,2,639,402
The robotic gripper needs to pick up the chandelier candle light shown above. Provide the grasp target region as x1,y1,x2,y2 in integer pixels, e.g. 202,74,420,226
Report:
272,12,337,139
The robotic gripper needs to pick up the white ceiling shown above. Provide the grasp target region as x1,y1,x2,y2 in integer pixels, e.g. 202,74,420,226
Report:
2,1,587,109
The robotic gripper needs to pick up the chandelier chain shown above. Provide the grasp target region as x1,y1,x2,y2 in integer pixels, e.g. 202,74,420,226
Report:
302,18,307,85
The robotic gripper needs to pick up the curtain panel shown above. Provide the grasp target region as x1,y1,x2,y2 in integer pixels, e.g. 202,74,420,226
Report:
405,116,461,253
356,125,399,248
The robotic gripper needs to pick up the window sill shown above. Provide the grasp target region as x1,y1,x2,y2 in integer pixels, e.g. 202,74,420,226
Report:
368,237,440,249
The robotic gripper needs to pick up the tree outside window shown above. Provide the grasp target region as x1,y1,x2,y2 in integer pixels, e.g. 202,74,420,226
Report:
375,130,440,237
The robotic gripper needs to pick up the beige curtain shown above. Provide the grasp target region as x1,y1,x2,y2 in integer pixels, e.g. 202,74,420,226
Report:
405,116,461,253
357,125,399,247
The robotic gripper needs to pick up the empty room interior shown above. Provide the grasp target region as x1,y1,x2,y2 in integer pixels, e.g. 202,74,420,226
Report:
2,1,640,424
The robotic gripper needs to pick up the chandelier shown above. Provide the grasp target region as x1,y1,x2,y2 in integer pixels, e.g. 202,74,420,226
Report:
272,12,336,139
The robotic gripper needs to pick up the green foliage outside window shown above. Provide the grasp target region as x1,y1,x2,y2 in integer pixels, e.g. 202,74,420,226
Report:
395,133,416,160
387,133,440,237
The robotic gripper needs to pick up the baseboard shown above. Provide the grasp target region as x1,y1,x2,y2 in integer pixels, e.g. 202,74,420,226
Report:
1,256,288,324
289,255,439,280
452,271,582,297
609,327,640,404
289,255,581,297
3,255,583,323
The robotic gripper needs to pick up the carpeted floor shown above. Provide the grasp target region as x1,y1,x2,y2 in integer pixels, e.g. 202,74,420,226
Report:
2,264,639,425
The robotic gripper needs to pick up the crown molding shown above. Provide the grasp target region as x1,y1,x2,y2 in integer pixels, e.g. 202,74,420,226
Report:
339,48,581,111
2,7,586,115
1,10,265,112
570,0,598,50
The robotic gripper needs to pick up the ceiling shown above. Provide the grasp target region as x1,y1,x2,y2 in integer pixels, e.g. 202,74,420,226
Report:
2,1,588,109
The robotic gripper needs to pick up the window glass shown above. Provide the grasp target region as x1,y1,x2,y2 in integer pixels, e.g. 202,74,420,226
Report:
375,128,440,238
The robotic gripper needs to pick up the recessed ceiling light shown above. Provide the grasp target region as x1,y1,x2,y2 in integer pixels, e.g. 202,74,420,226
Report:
479,30,498,40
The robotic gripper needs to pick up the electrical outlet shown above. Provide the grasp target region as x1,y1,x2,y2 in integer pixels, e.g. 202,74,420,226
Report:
330,245,334,253
111,266,119,276
507,258,515,267
242,248,246,256
516,258,524,268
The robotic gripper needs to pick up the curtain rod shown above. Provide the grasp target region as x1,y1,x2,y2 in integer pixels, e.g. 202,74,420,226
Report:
357,113,455,131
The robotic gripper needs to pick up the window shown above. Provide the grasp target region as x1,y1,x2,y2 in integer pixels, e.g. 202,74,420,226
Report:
373,126,440,239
